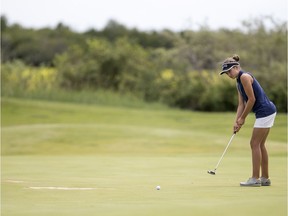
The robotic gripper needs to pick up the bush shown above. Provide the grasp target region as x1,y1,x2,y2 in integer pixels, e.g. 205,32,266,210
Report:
1,60,57,97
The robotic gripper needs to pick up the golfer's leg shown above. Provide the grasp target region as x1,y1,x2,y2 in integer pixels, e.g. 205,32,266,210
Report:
260,129,270,178
250,128,269,179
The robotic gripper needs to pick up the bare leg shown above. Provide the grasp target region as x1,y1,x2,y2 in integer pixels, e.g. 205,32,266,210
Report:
260,129,270,178
250,128,270,179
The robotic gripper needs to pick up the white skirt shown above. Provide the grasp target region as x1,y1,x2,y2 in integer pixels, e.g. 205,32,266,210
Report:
254,113,277,128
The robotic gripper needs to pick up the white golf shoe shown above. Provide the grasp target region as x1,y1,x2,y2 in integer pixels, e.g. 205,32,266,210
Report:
240,177,261,187
260,177,271,186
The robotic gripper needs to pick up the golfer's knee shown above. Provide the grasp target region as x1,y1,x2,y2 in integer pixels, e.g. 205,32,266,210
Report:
250,140,259,149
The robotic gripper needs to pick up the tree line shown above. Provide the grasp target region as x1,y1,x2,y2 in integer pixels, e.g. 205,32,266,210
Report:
1,16,287,112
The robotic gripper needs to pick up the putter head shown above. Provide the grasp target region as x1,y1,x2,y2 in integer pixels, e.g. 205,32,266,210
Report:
207,170,216,175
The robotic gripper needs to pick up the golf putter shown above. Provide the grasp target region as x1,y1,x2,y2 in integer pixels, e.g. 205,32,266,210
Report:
207,132,236,175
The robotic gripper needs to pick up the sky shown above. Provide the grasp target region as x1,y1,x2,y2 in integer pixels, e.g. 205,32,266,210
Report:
0,0,287,32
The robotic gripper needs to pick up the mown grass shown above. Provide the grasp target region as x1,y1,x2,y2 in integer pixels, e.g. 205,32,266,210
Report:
1,97,287,216
2,155,287,216
2,98,286,156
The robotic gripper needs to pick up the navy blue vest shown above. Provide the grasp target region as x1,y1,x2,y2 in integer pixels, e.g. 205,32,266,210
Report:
237,71,276,118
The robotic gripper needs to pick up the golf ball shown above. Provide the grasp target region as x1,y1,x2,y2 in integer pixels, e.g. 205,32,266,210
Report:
156,186,160,190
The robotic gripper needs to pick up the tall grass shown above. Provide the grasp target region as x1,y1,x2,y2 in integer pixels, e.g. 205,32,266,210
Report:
3,88,167,110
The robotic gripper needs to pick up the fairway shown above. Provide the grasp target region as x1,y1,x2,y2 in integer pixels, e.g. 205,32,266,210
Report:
1,98,287,216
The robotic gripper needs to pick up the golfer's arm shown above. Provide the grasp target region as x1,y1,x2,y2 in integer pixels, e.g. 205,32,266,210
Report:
239,75,255,120
235,90,245,121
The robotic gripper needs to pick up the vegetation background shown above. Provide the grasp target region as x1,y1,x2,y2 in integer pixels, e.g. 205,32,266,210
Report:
1,16,287,112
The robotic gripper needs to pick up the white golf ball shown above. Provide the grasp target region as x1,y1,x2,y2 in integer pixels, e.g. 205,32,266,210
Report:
156,186,160,190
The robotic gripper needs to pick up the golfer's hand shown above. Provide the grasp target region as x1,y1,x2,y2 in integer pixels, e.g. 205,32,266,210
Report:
234,118,245,132
234,123,241,132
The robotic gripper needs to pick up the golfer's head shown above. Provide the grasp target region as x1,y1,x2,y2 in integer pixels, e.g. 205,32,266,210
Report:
220,54,240,75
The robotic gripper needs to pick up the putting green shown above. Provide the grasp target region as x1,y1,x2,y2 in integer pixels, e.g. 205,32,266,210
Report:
2,155,287,216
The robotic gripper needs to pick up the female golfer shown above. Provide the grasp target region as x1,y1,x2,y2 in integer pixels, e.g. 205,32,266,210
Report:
220,54,276,187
